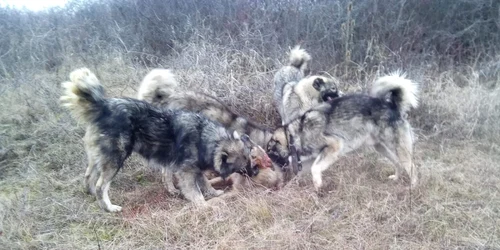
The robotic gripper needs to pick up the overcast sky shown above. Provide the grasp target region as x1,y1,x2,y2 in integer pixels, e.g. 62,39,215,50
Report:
0,0,68,11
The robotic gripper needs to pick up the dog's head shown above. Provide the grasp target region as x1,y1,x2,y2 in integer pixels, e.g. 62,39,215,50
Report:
216,131,260,180
311,76,343,102
266,127,290,169
250,145,273,170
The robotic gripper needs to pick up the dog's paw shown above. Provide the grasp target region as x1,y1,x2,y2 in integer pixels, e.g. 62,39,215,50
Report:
86,187,96,196
106,205,122,213
314,183,323,192
206,198,227,211
167,189,181,197
313,178,323,193
388,175,399,181
213,189,225,197
203,188,225,198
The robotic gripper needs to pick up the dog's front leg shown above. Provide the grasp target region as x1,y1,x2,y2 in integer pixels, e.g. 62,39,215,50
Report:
199,174,225,198
310,142,342,192
176,166,208,206
229,173,246,191
160,166,180,196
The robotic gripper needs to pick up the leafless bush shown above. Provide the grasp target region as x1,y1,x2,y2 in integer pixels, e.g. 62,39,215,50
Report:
0,0,498,77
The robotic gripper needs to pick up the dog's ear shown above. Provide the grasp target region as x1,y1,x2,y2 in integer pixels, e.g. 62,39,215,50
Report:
240,133,256,149
240,133,250,142
233,130,241,140
240,133,251,144
219,151,232,180
221,151,228,163
313,78,324,90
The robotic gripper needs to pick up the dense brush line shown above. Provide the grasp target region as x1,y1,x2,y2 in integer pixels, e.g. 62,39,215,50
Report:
0,0,498,75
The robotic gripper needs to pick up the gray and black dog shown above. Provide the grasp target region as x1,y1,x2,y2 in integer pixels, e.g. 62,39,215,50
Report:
267,71,419,192
273,45,343,125
136,69,277,192
61,68,258,212
137,69,274,150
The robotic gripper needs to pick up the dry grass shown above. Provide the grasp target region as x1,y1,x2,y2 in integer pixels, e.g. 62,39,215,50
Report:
1,42,499,250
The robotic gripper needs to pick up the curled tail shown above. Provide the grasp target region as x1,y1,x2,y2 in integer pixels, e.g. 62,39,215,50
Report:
274,46,312,119
289,45,311,74
137,68,178,105
371,71,419,114
60,68,106,124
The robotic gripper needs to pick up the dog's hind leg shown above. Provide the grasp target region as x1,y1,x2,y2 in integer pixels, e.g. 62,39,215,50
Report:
83,133,99,196
176,166,208,206
160,166,180,196
374,143,403,182
396,124,418,187
95,160,122,213
84,156,99,196
311,141,342,192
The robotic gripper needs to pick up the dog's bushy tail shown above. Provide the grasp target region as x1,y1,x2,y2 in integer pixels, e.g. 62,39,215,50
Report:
371,71,419,114
60,68,106,124
137,68,178,103
289,45,312,73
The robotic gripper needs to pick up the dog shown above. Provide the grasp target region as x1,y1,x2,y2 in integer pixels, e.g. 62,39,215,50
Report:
281,75,342,125
273,45,311,120
208,144,283,192
137,69,281,192
266,71,419,192
161,138,284,196
137,69,273,149
60,68,259,212
273,46,343,125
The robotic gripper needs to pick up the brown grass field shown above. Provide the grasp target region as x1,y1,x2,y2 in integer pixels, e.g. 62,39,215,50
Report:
1,0,500,249
1,46,499,249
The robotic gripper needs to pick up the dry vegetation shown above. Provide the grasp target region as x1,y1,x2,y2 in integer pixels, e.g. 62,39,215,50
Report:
1,0,499,249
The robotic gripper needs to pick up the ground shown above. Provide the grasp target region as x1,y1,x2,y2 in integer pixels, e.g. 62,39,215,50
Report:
0,59,499,249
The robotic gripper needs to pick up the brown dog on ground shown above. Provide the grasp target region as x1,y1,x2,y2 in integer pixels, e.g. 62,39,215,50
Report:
209,145,283,192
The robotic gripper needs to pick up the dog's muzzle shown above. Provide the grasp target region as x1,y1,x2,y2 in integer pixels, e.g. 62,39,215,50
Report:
250,166,259,177
268,151,289,169
322,89,341,102
220,168,232,180
236,163,259,177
